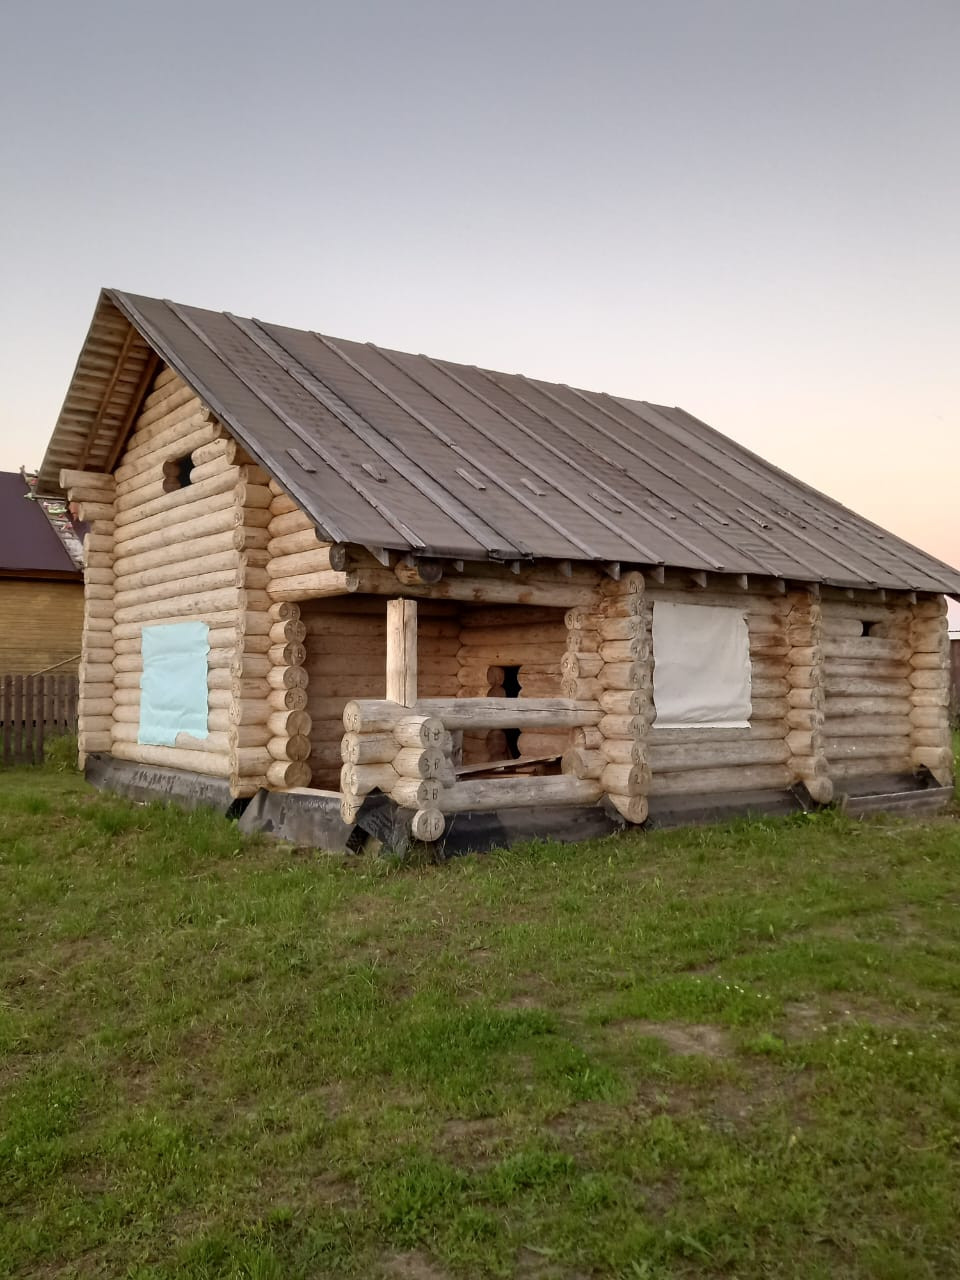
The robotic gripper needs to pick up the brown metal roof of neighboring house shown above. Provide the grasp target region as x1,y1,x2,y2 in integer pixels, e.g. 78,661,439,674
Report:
0,471,82,577
37,288,960,596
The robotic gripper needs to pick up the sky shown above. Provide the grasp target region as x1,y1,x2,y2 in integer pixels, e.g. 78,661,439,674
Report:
1,0,957,626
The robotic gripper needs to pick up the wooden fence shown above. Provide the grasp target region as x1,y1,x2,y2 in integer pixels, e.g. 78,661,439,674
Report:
1,674,79,766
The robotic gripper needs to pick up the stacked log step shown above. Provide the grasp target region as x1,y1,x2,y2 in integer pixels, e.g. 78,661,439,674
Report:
341,697,604,838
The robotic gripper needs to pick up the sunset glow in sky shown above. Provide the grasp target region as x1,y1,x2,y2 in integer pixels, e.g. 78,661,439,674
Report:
1,0,956,624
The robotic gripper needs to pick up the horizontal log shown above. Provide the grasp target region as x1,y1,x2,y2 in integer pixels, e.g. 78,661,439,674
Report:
600,763,646,795
266,546,349,579
267,569,352,600
341,732,395,765
750,697,789,721
347,568,599,608
823,637,909,661
266,527,326,558
61,467,115,496
459,624,567,648
911,747,952,782
649,764,792,795
824,676,912,698
910,728,950,748
394,746,446,779
828,715,911,738
650,738,790,773
267,508,315,537
607,794,649,824
341,761,398,796
461,644,566,666
824,659,910,680
414,697,602,729
562,747,605,778
824,695,911,718
267,734,311,762
390,777,443,808
114,418,220,486
394,715,447,748
111,741,230,777
830,756,913,779
411,809,445,842
113,587,260,625
114,467,244,530
266,709,311,738
266,760,311,789
438,774,602,813
909,706,949,729
824,736,915,761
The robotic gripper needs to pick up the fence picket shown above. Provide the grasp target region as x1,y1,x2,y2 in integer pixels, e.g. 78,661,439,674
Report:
0,673,79,767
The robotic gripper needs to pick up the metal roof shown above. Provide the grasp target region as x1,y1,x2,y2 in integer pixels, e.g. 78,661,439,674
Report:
0,471,82,577
38,288,960,595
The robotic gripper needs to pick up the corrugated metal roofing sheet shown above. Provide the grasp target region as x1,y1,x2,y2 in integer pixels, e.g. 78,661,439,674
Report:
39,289,960,595
0,472,82,576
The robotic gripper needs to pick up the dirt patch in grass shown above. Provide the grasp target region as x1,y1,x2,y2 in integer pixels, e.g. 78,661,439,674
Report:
381,1250,453,1280
439,1115,508,1165
781,997,930,1040
610,1019,733,1058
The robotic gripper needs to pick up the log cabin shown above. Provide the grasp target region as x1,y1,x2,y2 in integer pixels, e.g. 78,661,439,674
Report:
0,470,84,675
36,289,960,848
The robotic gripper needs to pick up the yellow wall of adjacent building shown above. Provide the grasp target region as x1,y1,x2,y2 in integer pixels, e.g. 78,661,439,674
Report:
0,578,84,674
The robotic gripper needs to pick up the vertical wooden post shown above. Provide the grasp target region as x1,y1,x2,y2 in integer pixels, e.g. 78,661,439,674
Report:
386,598,418,707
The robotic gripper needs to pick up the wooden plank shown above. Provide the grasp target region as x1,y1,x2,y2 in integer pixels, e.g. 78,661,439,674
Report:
12,675,23,764
385,598,417,707
455,752,562,777
1,675,9,765
38,676,49,764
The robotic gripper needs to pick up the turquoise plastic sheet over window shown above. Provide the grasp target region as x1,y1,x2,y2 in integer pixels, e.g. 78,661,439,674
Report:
138,621,210,746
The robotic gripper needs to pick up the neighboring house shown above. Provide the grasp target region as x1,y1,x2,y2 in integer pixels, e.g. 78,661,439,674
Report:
37,289,960,847
0,470,84,675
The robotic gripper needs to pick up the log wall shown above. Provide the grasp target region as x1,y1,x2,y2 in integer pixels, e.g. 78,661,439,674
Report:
300,596,462,788
66,365,273,790
820,592,915,781
456,604,568,764
639,575,796,801
63,365,954,814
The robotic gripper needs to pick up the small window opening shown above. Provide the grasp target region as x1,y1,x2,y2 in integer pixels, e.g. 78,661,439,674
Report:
860,621,881,637
501,665,522,759
164,454,195,493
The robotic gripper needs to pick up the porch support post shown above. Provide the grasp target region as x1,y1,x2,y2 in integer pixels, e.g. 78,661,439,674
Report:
387,598,418,707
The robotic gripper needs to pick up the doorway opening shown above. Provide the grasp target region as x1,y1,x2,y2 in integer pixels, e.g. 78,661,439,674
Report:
501,665,521,759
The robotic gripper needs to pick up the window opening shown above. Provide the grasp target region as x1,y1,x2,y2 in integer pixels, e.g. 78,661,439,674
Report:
501,665,522,759
164,453,195,493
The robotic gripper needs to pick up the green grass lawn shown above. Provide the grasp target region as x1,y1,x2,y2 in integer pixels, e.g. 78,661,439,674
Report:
2,748,960,1279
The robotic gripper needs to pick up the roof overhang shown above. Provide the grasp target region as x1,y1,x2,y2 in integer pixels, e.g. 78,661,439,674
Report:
37,290,158,494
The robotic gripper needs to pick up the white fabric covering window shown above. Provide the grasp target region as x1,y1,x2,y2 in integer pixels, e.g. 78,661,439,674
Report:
652,601,752,728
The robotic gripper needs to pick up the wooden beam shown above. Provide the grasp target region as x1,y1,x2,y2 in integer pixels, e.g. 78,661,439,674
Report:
386,598,417,707
735,574,749,590
690,571,707,588
103,350,161,474
604,562,621,580
650,566,666,584
78,325,137,469
365,545,393,568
